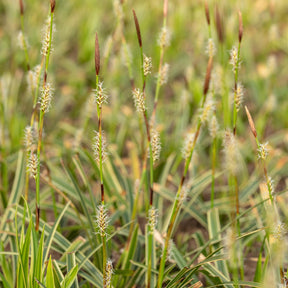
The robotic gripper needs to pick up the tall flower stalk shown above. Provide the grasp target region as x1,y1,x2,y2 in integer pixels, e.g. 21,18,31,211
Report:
150,0,169,125
34,0,56,231
232,11,243,136
226,12,244,283
245,106,284,283
204,1,217,208
93,32,112,288
157,45,213,288
132,9,160,287
228,11,243,235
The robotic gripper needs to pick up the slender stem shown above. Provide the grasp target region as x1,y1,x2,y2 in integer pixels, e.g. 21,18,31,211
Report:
102,235,107,286
232,41,241,135
146,220,153,288
35,7,55,231
35,109,44,231
151,16,167,125
25,58,45,200
211,137,217,208
157,49,212,286
157,108,202,288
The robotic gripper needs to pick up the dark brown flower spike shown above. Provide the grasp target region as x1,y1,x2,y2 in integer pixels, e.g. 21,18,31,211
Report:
19,0,24,15
95,32,100,76
203,57,213,96
245,106,257,138
205,1,210,26
132,9,142,48
50,0,56,13
238,10,243,43
215,5,224,43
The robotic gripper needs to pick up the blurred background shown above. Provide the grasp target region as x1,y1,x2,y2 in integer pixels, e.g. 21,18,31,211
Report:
1,1,287,150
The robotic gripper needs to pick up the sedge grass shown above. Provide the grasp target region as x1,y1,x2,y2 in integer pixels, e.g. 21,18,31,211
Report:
0,0,288,287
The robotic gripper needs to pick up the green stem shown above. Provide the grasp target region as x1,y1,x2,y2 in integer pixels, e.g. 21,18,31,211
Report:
151,18,167,123
157,57,213,284
146,216,154,288
35,109,44,231
211,137,217,208
157,197,181,287
102,235,107,286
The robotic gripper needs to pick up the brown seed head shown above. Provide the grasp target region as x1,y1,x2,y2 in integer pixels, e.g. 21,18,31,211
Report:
245,106,257,138
203,57,213,95
50,0,56,13
215,5,224,43
205,1,210,26
19,0,24,15
95,32,100,76
132,9,142,48
163,0,168,18
238,10,243,43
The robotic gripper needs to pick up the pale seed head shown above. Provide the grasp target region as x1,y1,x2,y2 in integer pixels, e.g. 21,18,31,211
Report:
199,95,215,124
209,115,219,139
27,65,41,95
93,131,108,164
132,88,145,114
40,82,53,113
158,63,169,86
272,222,287,242
178,185,188,206
149,129,161,163
95,204,110,237
206,38,216,58
104,259,113,288
234,83,244,112
158,26,171,48
266,176,275,196
257,142,269,160
24,125,37,152
183,133,195,160
143,54,152,76
17,31,29,50
229,46,240,73
93,81,108,108
148,206,158,233
41,16,56,57
223,130,242,175
28,153,38,179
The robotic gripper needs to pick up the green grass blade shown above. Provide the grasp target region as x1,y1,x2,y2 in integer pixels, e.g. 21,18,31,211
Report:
66,252,78,288
46,256,55,288
207,208,229,279
0,151,25,239
43,202,71,267
61,265,78,288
